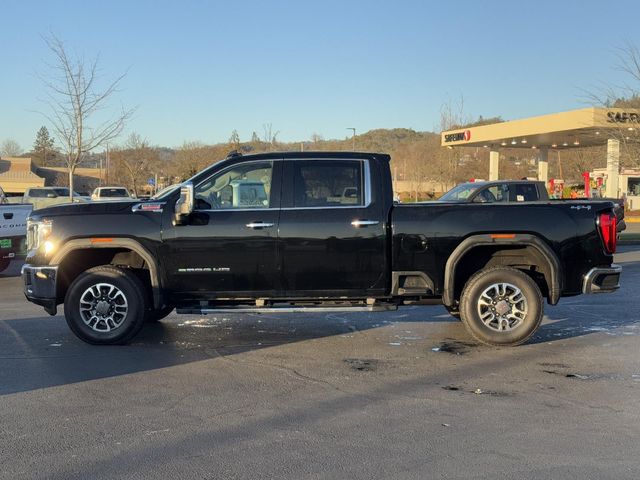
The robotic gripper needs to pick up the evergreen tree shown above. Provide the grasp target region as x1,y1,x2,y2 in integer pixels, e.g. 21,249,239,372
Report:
33,126,55,166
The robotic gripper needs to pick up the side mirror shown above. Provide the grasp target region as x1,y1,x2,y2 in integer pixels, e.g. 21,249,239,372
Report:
173,182,194,225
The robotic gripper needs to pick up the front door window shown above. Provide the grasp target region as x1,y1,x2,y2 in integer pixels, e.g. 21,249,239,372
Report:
194,161,273,210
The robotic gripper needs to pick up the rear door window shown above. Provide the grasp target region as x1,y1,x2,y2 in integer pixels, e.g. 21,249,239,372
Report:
293,160,363,208
514,184,539,201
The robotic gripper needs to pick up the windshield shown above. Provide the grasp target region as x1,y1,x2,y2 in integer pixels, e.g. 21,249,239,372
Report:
151,184,180,200
51,188,84,197
439,183,481,201
100,188,129,197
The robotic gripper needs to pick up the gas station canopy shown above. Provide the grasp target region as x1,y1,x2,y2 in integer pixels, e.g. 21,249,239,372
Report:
440,107,640,197
441,107,640,149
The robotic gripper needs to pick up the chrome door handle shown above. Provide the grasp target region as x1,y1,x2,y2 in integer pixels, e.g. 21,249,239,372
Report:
246,222,274,229
351,219,380,228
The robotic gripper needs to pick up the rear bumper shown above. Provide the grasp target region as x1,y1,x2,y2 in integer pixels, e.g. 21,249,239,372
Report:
582,264,622,294
21,264,58,315
1,235,26,258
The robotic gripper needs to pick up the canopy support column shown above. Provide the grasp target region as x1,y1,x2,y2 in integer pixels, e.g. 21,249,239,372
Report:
538,147,549,183
489,150,499,180
605,139,620,198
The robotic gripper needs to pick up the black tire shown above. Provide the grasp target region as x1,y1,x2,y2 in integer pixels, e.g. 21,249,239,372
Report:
145,304,174,322
0,257,9,273
64,265,147,345
459,266,543,346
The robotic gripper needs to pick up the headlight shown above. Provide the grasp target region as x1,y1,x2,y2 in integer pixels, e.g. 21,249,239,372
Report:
27,219,53,252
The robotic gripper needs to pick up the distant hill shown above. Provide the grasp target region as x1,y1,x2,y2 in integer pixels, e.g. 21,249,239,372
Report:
276,128,439,154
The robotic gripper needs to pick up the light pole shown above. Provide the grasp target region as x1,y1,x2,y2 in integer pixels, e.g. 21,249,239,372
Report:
347,128,356,151
105,143,110,185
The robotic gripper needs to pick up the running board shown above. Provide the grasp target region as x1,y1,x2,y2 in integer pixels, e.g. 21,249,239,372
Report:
177,305,398,315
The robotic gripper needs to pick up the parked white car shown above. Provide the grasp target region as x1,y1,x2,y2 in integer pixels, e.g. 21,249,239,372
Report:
91,187,133,201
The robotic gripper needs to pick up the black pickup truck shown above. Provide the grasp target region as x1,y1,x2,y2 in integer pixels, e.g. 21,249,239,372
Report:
22,151,621,346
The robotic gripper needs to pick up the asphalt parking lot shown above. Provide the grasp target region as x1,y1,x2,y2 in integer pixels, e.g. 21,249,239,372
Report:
1,249,639,479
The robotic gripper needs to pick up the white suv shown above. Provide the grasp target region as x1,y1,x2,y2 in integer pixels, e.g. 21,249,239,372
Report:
91,187,133,201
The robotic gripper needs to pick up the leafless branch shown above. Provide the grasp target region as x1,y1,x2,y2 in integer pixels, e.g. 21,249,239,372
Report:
37,33,135,196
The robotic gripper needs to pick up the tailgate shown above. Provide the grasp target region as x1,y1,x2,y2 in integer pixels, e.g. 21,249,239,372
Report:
0,205,32,237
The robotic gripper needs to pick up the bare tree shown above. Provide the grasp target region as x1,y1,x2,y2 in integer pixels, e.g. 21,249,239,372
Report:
437,96,471,183
110,133,158,196
0,139,22,157
39,35,134,199
228,130,240,151
174,141,208,179
262,123,279,151
584,42,640,168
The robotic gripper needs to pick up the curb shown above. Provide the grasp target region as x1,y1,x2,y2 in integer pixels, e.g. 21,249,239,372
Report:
619,233,640,245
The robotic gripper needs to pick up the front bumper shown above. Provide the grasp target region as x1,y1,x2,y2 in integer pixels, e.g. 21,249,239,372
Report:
21,264,58,315
582,264,622,294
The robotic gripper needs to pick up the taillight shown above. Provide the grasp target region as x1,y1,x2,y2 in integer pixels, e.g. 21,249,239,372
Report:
598,212,617,254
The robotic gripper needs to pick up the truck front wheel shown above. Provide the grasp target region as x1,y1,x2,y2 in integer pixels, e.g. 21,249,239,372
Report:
459,267,543,346
64,266,147,345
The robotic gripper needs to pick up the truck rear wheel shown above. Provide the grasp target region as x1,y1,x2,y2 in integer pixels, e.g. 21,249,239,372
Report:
459,267,543,346
64,266,147,345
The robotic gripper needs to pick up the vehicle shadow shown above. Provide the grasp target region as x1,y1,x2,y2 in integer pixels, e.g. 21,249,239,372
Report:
0,258,23,278
1,259,637,395
529,260,640,344
0,306,459,396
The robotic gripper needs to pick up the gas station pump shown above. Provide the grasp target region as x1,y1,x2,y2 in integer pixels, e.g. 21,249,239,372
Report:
548,178,565,198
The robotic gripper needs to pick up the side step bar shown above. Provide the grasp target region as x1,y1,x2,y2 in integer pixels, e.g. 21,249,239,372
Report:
177,305,398,315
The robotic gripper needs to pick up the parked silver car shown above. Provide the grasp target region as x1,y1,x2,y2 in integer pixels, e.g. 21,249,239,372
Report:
23,187,87,211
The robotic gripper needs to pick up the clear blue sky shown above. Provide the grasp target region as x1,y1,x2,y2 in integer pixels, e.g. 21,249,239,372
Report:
1,0,639,151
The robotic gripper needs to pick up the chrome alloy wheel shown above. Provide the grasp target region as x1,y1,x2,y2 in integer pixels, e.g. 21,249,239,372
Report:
476,282,528,332
79,283,129,332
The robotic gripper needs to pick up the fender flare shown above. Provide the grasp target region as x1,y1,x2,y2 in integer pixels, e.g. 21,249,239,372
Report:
51,238,162,309
443,234,562,306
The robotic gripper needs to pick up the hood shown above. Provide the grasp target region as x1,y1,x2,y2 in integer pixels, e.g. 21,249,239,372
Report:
30,200,139,219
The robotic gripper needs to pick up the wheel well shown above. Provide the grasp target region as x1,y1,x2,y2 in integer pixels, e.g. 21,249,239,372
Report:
56,248,152,304
452,245,552,304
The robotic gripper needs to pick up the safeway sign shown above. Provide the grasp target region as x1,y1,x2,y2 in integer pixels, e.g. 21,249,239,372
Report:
444,130,471,143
